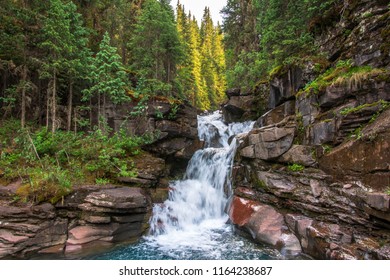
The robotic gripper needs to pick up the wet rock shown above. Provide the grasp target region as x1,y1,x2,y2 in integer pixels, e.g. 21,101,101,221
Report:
296,95,320,127
240,145,256,159
156,120,197,140
147,137,194,156
175,139,204,160
117,177,153,187
82,214,111,224
84,188,146,210
229,196,301,254
316,1,390,68
310,179,323,198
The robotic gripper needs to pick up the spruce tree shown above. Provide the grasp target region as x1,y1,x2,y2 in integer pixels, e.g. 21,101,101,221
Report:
188,15,209,110
0,0,38,127
64,1,91,131
175,2,195,103
83,32,129,131
212,24,227,106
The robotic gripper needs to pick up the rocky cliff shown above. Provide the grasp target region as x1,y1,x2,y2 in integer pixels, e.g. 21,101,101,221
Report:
0,185,149,259
227,0,390,259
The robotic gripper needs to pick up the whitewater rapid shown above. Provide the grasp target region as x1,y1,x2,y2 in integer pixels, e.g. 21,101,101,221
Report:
146,111,254,255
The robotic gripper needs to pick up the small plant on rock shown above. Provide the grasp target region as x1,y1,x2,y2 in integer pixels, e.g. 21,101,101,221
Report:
288,163,305,172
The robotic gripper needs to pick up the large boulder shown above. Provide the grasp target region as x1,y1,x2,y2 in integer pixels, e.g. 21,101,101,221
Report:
229,196,301,255
277,145,317,167
245,124,296,161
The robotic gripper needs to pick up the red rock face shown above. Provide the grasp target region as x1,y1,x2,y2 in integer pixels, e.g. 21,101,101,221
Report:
229,196,258,227
229,195,301,253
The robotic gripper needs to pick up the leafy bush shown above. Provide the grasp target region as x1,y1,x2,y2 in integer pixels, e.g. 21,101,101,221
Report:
0,122,150,204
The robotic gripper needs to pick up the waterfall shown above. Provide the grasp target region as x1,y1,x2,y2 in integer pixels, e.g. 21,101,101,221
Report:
147,111,254,252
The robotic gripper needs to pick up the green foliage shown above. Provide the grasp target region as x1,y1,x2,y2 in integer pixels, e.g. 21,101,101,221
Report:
84,32,129,105
369,101,390,123
168,103,179,120
0,123,151,203
321,144,333,154
299,62,386,97
95,178,110,185
340,100,390,116
222,0,335,89
348,126,363,140
288,163,305,172
129,0,181,97
175,3,226,110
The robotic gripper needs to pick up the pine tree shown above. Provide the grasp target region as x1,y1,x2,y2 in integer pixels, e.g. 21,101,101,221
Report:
83,32,129,131
64,1,91,131
198,8,227,109
0,0,38,127
175,2,195,103
212,24,227,106
188,14,209,110
129,0,182,97
39,0,73,133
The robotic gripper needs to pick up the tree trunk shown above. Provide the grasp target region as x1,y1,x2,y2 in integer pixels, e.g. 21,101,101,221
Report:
97,92,101,130
52,71,57,133
74,107,77,133
167,61,171,84
46,86,50,130
21,65,27,128
89,98,92,130
102,93,106,134
67,80,73,131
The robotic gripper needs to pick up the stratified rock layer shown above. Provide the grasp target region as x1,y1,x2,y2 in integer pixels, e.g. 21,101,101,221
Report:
0,186,149,259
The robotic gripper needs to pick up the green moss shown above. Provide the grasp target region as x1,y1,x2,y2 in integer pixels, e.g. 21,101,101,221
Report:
288,163,305,172
348,126,363,140
340,100,389,116
255,179,269,190
297,60,388,97
369,101,390,123
294,112,305,144
269,65,285,79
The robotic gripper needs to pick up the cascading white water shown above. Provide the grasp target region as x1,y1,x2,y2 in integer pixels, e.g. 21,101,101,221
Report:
147,111,254,253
